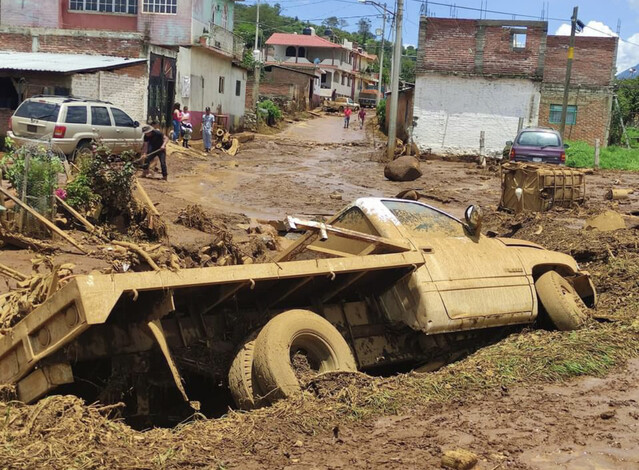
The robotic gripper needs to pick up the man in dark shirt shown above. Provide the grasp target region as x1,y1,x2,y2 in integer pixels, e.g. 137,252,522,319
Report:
141,125,169,180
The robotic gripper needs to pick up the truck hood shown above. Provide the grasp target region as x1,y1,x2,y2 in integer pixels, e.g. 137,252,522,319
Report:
496,237,545,250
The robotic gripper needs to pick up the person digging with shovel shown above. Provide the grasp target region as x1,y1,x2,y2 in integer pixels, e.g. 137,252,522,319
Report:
140,125,169,181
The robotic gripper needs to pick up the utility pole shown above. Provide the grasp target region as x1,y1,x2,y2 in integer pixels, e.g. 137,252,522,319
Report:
559,6,578,139
386,0,403,160
376,4,386,106
252,0,261,109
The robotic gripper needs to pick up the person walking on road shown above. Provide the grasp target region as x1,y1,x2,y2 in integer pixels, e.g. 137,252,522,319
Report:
358,108,367,130
181,106,192,148
201,107,215,153
141,125,169,181
171,103,182,142
343,107,352,129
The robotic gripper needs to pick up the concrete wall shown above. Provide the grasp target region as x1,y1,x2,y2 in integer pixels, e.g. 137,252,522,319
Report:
176,46,246,130
413,75,540,154
246,66,316,111
71,63,148,123
137,0,193,46
0,0,61,28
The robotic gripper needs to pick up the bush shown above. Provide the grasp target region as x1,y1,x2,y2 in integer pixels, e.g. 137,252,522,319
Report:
257,100,282,122
376,99,386,132
0,144,64,214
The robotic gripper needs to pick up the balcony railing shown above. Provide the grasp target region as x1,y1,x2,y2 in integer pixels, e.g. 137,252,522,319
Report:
204,24,245,60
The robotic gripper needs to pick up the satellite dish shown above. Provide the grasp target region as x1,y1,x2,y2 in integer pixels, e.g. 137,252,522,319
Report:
375,28,383,36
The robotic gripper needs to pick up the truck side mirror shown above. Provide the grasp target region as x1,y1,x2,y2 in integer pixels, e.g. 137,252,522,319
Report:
464,205,483,236
505,140,513,146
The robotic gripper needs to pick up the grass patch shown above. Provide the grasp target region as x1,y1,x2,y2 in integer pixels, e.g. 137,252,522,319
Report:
566,140,639,170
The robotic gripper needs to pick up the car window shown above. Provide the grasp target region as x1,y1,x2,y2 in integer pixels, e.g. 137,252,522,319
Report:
111,108,135,127
517,131,560,147
309,206,380,255
14,101,60,122
382,200,465,237
65,106,87,124
91,106,112,126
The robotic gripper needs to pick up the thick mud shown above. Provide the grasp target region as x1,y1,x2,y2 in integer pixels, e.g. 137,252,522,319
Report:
1,114,638,469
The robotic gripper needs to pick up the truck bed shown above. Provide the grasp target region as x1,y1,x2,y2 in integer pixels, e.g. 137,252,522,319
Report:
0,251,424,401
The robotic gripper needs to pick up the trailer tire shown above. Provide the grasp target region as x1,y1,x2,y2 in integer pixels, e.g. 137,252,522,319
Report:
253,309,356,402
228,333,264,410
536,271,588,331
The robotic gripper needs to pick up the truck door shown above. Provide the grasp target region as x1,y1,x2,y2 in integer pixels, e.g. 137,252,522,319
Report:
379,200,534,332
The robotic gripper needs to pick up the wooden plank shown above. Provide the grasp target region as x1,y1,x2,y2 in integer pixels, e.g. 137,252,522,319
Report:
0,186,87,254
54,195,98,233
306,244,356,258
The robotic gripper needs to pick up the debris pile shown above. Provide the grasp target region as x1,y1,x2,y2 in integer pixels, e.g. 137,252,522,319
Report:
175,204,216,233
0,258,74,332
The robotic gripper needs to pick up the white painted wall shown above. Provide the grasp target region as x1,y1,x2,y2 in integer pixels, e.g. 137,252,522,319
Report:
177,46,246,127
413,75,541,155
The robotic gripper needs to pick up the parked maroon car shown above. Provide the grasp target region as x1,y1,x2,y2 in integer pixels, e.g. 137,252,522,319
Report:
507,127,569,165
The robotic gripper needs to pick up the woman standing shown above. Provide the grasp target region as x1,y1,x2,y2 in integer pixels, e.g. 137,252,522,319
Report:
201,107,215,153
171,103,182,142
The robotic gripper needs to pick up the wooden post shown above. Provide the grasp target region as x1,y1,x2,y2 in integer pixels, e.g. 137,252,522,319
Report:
594,138,600,169
18,152,30,232
479,131,486,167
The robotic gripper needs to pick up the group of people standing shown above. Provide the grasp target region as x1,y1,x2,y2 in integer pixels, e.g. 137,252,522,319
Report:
171,103,217,152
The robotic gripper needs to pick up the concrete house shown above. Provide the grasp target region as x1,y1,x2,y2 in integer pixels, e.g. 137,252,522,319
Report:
264,29,378,102
0,0,246,138
413,17,617,155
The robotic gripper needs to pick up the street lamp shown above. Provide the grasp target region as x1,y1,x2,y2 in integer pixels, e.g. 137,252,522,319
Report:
360,0,403,160
358,0,392,106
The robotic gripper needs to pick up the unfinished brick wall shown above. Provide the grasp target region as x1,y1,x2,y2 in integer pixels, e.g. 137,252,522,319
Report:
539,85,613,144
0,28,145,57
543,36,617,86
417,18,547,77
246,67,314,111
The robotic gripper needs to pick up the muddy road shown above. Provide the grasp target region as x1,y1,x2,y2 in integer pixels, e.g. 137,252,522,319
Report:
1,114,639,469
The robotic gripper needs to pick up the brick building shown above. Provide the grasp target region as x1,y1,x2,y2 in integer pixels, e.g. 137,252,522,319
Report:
0,0,247,140
414,17,617,155
245,65,320,111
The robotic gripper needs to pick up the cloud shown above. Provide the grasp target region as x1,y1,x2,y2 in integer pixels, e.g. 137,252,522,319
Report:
554,20,639,74
629,0,639,11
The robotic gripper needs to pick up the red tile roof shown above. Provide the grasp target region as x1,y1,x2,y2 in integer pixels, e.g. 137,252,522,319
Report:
265,33,342,48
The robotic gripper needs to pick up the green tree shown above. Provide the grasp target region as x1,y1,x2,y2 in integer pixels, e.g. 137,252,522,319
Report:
610,77,639,145
357,18,372,44
323,16,348,30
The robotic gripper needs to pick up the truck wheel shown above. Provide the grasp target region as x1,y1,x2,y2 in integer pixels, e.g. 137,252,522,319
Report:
228,333,264,410
535,271,588,331
253,309,356,402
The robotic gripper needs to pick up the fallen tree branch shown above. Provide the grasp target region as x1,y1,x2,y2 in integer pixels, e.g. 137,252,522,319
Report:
0,262,28,282
111,240,161,271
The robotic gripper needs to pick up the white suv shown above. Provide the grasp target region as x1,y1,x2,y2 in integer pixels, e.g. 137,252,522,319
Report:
7,96,144,159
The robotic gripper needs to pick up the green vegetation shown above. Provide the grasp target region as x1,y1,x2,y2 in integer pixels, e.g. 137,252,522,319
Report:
610,77,639,145
0,144,64,212
566,140,639,170
376,99,386,131
257,99,282,124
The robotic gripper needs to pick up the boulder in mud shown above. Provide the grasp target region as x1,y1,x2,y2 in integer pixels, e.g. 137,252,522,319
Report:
384,156,422,182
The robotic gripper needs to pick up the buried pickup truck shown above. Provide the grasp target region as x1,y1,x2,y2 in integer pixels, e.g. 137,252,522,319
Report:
0,198,596,417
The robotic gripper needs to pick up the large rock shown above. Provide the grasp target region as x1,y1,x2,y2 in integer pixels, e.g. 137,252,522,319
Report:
384,156,423,181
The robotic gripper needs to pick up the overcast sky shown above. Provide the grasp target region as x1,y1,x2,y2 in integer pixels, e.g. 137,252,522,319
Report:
256,0,639,73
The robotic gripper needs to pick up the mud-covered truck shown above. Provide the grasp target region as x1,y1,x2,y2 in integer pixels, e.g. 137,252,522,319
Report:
0,198,596,418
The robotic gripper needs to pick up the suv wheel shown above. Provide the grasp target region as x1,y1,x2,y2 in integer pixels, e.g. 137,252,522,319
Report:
72,141,94,168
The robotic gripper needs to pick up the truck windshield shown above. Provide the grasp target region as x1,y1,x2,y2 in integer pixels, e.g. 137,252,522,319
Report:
382,200,465,237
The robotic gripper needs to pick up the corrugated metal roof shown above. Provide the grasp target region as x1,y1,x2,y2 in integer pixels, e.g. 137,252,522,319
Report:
265,33,342,48
0,52,146,73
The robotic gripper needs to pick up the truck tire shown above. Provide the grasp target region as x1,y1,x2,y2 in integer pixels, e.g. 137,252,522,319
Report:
535,271,588,331
253,309,357,402
228,333,264,410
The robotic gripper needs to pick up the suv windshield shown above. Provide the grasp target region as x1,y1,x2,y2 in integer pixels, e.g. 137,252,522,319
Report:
382,200,465,237
14,101,61,122
517,131,560,147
